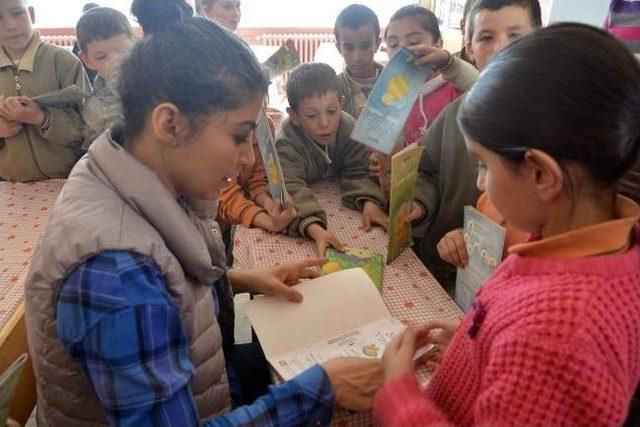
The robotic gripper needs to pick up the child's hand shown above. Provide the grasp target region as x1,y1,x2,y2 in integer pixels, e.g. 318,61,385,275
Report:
382,327,419,382
437,228,468,268
0,116,22,138
0,96,44,126
369,150,390,178
306,223,345,256
256,193,281,217
408,44,452,69
408,201,426,222
271,202,297,233
361,201,389,232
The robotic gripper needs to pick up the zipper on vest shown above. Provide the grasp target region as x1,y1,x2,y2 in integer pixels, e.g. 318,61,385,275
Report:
10,65,49,179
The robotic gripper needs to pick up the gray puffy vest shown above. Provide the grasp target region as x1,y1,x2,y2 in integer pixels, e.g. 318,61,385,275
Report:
25,133,234,426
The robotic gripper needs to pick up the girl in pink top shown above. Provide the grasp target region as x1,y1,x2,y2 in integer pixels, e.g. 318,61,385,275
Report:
385,5,462,146
375,23,640,427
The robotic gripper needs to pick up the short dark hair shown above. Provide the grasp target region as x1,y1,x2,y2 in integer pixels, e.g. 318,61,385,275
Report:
130,0,194,36
75,7,132,52
334,4,380,42
286,62,340,112
118,15,268,141
385,5,441,44
458,23,640,187
467,0,542,40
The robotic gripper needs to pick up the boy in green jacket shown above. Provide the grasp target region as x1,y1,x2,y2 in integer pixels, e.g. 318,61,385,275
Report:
0,0,90,181
276,62,387,255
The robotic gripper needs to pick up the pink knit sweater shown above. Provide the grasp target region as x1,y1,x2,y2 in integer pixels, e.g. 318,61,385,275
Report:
375,235,640,426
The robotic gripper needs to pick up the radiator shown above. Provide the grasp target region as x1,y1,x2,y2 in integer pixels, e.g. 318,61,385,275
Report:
258,32,334,64
41,35,76,47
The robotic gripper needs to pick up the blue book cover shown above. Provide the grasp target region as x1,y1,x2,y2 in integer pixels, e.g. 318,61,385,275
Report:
256,111,286,206
351,47,432,154
455,206,506,312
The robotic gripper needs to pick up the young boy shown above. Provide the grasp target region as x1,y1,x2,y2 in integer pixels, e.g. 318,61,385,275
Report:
0,0,90,182
75,7,133,149
334,4,382,119
413,0,542,291
276,62,387,256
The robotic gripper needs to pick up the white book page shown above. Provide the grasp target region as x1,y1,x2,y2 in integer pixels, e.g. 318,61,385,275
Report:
246,268,390,358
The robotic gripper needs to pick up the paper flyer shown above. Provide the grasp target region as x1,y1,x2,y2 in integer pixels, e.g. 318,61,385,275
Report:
0,353,28,427
272,317,404,381
322,247,384,292
455,206,506,312
263,40,301,80
255,110,286,206
387,143,424,264
31,84,91,107
351,47,432,154
246,268,406,380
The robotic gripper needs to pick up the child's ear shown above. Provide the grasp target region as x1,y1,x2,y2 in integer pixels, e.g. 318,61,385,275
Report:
524,149,564,203
78,52,97,71
28,6,35,24
436,38,444,49
286,107,300,126
466,39,475,64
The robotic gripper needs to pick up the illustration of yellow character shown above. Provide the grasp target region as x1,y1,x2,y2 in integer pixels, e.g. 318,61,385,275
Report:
267,153,281,188
362,344,380,357
381,74,410,107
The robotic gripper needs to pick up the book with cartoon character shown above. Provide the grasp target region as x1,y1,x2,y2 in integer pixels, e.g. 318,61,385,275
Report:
455,206,506,312
263,40,301,80
246,268,421,381
256,110,286,206
387,143,424,264
351,47,432,154
322,247,384,292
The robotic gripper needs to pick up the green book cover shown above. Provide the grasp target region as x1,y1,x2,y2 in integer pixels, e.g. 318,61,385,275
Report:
387,143,424,264
0,353,28,427
322,247,384,292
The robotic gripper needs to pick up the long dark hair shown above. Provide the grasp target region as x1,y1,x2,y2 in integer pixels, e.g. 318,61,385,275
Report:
458,23,640,187
119,3,268,141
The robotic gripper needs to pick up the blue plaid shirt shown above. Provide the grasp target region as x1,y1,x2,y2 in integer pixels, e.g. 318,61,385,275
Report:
57,251,335,426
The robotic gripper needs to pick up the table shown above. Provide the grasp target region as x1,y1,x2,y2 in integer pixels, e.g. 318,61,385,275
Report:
0,179,65,424
233,180,461,425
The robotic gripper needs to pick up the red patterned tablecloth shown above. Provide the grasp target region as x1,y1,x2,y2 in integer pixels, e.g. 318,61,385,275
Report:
233,180,462,426
0,180,65,334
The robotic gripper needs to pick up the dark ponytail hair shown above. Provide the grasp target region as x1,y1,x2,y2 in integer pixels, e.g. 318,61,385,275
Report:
118,6,268,141
458,23,640,186
131,0,194,36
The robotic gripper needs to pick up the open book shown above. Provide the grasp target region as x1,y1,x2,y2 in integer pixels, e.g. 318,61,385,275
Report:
0,353,28,427
246,268,404,380
31,84,91,107
262,40,301,80
387,143,425,264
351,47,432,154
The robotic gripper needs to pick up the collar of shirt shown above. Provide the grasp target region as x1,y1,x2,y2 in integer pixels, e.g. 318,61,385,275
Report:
509,195,640,258
0,32,40,71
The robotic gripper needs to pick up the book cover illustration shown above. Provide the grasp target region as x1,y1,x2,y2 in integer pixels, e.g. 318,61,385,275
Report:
256,110,286,206
455,206,506,312
387,143,424,264
322,247,384,292
351,47,432,154
263,40,301,80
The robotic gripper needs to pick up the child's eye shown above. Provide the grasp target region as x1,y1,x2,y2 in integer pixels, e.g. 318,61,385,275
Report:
327,109,338,115
509,33,523,40
305,114,317,119
11,11,23,18
479,35,492,42
234,133,251,144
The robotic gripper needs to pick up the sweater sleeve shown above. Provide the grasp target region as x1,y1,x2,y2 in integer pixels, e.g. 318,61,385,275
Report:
375,326,630,427
441,57,478,93
277,133,326,237
41,51,91,147
217,180,265,228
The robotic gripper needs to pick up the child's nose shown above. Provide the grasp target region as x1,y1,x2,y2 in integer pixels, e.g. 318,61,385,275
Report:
476,169,486,192
239,140,255,167
319,114,329,128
